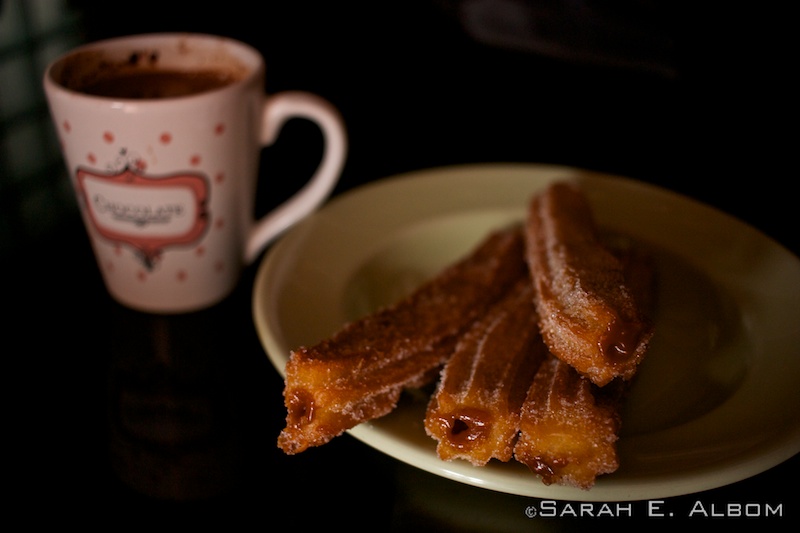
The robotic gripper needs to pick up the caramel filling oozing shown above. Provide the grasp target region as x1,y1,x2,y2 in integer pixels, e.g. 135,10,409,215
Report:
441,408,490,449
599,316,643,362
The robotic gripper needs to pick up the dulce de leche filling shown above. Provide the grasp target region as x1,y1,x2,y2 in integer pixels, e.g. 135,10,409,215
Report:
437,408,491,449
598,314,644,362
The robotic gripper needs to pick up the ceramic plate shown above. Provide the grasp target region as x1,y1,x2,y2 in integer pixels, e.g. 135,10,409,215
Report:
252,163,800,501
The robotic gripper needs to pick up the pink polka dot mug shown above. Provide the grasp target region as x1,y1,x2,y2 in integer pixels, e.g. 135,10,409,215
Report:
44,33,347,313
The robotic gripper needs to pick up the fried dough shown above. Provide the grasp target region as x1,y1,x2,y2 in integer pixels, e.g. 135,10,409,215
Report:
425,281,546,465
278,226,527,454
525,182,653,386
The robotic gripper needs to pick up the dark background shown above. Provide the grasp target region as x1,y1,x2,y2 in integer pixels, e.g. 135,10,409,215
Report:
5,1,797,529
72,1,797,251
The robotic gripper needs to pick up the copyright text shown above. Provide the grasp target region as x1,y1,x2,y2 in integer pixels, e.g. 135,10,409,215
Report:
524,500,784,519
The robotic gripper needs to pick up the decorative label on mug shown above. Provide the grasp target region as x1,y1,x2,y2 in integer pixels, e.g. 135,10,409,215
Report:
76,166,209,269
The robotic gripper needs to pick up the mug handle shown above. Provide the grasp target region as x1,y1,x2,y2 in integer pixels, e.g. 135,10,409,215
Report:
244,91,347,264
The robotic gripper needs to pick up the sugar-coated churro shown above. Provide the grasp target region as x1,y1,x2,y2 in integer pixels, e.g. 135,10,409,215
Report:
513,230,656,489
276,180,660,493
525,182,653,386
424,281,547,466
513,354,627,489
278,226,527,454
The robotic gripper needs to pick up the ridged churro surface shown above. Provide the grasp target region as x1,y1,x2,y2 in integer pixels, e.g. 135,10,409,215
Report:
514,354,626,489
514,231,656,489
278,226,527,454
276,180,659,492
525,182,653,386
424,281,546,465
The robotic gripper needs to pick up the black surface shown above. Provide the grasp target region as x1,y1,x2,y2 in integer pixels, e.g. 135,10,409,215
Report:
8,2,798,529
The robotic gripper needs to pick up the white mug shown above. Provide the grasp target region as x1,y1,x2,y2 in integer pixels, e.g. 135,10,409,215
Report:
44,33,347,313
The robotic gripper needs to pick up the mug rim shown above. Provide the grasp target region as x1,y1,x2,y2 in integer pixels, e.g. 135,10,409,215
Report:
44,32,264,104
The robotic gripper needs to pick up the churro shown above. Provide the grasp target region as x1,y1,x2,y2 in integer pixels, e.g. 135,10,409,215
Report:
276,180,659,492
424,281,547,465
513,354,626,489
514,230,656,489
278,226,527,454
525,182,653,386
